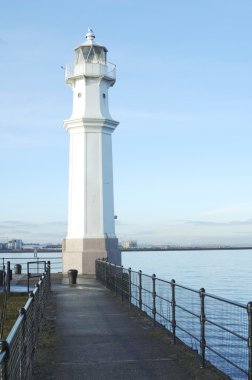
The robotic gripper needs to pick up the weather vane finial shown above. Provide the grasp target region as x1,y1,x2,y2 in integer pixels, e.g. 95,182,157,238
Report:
86,27,95,41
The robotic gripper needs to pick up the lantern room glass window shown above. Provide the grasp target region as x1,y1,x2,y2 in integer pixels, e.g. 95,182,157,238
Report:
74,46,107,65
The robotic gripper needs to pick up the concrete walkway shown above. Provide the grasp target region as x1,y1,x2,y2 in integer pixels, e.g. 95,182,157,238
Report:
34,276,228,380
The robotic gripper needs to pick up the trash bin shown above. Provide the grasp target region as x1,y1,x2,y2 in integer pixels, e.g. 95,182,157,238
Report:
14,264,22,275
68,269,78,285
0,270,3,286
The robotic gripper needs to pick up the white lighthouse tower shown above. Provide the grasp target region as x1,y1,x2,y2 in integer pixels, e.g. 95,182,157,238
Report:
62,28,121,274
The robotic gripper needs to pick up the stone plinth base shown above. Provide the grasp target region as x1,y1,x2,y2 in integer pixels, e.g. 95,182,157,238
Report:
62,237,121,275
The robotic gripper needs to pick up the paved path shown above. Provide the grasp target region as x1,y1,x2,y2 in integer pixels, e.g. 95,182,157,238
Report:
34,276,228,380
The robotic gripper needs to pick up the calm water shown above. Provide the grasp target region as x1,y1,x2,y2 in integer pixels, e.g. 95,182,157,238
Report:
122,249,252,304
1,249,251,304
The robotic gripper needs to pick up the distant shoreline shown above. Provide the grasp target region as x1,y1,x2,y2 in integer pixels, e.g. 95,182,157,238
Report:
0,247,252,254
0,249,62,254
121,246,252,252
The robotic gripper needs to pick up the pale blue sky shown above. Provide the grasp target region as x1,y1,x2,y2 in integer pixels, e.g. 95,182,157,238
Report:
0,0,252,245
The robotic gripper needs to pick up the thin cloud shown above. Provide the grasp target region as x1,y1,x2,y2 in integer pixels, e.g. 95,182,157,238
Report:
180,219,252,227
206,203,252,217
184,220,224,226
45,221,67,226
0,221,39,229
115,220,137,226
229,219,252,226
0,220,66,243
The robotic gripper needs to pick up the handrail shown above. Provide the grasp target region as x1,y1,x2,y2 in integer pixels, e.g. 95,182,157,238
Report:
0,261,51,379
96,259,251,380
0,256,62,275
0,267,7,339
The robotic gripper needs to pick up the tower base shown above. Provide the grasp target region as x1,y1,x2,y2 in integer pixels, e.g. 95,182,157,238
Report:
62,237,121,275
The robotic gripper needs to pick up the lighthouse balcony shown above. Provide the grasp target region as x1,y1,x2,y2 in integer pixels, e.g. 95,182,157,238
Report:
65,62,116,82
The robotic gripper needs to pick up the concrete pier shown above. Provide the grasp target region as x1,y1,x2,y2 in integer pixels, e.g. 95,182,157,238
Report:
33,276,228,379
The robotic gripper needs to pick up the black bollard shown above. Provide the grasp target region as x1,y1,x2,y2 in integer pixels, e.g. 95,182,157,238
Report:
68,269,78,285
14,264,22,275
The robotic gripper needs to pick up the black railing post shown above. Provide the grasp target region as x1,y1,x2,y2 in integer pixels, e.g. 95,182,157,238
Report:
6,262,10,294
98,260,101,280
128,268,132,307
112,265,116,292
99,260,102,281
115,266,118,296
110,264,112,290
247,302,252,380
171,279,176,344
0,339,8,379
47,261,51,291
103,261,106,286
139,270,142,311
105,262,108,287
111,263,114,290
152,274,156,326
29,292,35,350
121,266,124,302
27,262,30,294
107,263,110,289
19,307,26,378
200,288,206,368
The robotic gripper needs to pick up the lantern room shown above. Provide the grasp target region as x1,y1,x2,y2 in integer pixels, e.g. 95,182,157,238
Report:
74,28,107,65
65,28,116,83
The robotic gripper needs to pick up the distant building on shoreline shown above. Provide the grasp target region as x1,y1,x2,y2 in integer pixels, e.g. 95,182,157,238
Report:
120,240,138,249
7,239,23,250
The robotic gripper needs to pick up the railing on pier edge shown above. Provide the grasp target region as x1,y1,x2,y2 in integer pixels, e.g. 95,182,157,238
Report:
0,262,9,339
96,259,252,380
0,255,62,276
0,261,20,339
0,261,51,379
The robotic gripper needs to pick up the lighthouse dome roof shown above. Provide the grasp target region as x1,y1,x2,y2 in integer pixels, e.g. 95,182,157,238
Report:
74,28,108,53
73,28,108,65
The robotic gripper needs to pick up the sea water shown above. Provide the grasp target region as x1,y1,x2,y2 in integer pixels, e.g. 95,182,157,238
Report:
1,249,251,303
122,249,252,304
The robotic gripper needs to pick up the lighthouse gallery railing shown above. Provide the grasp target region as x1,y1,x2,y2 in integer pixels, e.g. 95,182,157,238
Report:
65,61,116,81
96,259,252,380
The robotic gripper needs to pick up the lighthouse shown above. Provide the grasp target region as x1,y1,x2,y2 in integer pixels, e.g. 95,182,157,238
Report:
62,28,121,274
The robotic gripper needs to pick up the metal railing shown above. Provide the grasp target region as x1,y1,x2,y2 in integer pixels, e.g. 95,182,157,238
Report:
0,255,62,275
65,61,116,81
96,259,251,380
27,261,47,293
0,264,8,339
0,261,16,338
0,261,51,379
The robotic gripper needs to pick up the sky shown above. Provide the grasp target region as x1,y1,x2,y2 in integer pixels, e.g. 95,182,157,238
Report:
0,0,252,245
